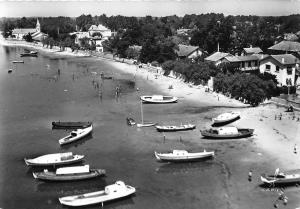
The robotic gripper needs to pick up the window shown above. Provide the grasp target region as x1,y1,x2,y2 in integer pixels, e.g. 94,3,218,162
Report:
276,66,280,72
248,61,251,67
265,64,271,71
254,61,258,66
287,67,293,75
242,62,245,68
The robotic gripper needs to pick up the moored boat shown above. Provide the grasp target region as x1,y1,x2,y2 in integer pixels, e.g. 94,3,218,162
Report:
52,121,92,129
12,60,24,63
8,69,13,73
260,169,300,185
156,124,196,132
58,181,136,207
126,117,136,126
20,51,38,57
59,125,93,145
140,95,178,104
200,126,254,139
212,112,240,126
33,165,106,181
24,152,84,166
155,150,214,162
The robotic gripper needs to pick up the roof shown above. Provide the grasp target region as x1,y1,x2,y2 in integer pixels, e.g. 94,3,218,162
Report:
284,33,298,41
261,54,299,66
236,55,259,62
268,41,300,52
32,32,48,41
205,51,232,62
12,28,36,35
176,44,199,57
89,24,110,32
243,47,263,54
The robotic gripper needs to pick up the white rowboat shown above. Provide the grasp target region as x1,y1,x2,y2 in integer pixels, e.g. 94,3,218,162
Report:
212,112,240,125
59,181,136,207
155,150,214,162
140,95,178,104
59,125,93,145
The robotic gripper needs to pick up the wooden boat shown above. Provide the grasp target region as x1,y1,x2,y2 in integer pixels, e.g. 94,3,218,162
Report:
24,152,84,166
32,165,106,181
59,125,93,145
20,51,38,57
260,169,300,185
155,150,214,162
12,60,24,63
156,124,196,132
59,181,136,207
212,112,240,126
140,95,178,104
200,126,254,139
126,117,136,126
137,100,156,128
52,121,92,129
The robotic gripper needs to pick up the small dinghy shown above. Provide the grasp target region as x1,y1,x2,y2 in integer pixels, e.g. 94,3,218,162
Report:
156,124,196,132
140,95,178,104
126,117,136,126
59,125,93,145
12,60,24,63
24,152,84,166
33,165,106,181
20,51,38,57
200,126,254,139
261,168,300,185
59,181,136,207
52,121,92,129
155,150,214,162
212,112,240,126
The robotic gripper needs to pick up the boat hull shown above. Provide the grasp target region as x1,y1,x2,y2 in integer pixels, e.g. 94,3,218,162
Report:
20,54,38,57
137,123,156,128
52,121,92,129
33,169,105,181
212,116,240,127
155,152,214,162
200,129,254,139
156,125,196,132
59,125,93,145
261,175,300,185
24,154,84,166
140,96,178,104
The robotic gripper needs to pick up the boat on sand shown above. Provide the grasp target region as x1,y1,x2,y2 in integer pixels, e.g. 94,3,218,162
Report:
58,181,136,207
24,152,84,166
155,150,214,162
140,95,178,104
212,112,240,126
52,121,92,129
33,165,105,181
156,124,196,132
200,126,254,139
260,168,300,185
59,125,93,145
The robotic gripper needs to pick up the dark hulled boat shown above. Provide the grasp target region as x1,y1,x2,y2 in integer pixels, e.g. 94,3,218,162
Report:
156,124,196,132
20,51,38,57
200,126,254,139
52,121,92,129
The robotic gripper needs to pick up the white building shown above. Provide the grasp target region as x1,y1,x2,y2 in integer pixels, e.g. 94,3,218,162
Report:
259,54,299,86
12,19,47,41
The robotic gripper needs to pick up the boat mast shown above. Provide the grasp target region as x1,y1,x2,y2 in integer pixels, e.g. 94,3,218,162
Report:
140,99,144,124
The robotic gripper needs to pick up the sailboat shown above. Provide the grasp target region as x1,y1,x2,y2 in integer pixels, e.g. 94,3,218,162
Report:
137,99,156,128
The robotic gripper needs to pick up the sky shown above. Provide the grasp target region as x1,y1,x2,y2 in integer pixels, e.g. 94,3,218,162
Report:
0,0,300,17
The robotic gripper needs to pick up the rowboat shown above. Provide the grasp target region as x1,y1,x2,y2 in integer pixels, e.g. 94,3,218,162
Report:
140,95,178,104
155,150,214,162
52,121,92,129
24,152,84,166
212,112,240,126
59,125,93,145
59,181,136,207
12,60,24,63
20,51,38,57
156,124,196,132
260,169,300,185
200,126,254,139
126,117,136,126
33,165,106,181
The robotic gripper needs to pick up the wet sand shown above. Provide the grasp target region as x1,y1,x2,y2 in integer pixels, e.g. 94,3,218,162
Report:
0,44,300,209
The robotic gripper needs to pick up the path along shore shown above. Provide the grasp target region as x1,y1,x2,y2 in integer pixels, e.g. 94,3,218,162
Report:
1,38,300,172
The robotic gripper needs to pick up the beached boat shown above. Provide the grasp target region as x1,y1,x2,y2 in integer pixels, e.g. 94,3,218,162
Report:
59,125,93,145
126,117,136,126
137,100,156,128
33,165,106,181
140,95,178,104
12,60,24,63
20,51,38,57
260,169,300,185
212,112,240,126
52,121,92,129
156,124,196,132
155,150,214,162
200,126,254,139
58,181,136,207
24,152,84,166
8,69,13,73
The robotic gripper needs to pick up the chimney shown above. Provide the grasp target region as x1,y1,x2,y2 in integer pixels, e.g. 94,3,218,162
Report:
261,54,264,59
282,57,285,63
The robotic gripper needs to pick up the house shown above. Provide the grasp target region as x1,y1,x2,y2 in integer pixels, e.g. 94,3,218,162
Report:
223,55,262,72
241,47,263,56
176,44,203,59
176,28,191,36
12,19,47,41
88,24,112,40
268,41,300,53
204,51,233,66
259,54,299,86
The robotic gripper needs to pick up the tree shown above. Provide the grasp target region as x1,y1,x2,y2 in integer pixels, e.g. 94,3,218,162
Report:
23,33,33,42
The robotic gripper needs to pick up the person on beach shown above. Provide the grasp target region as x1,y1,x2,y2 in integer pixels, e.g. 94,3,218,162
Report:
294,144,297,154
248,170,252,181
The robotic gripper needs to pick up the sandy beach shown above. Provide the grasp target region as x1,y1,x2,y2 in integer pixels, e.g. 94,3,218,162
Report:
1,39,300,209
